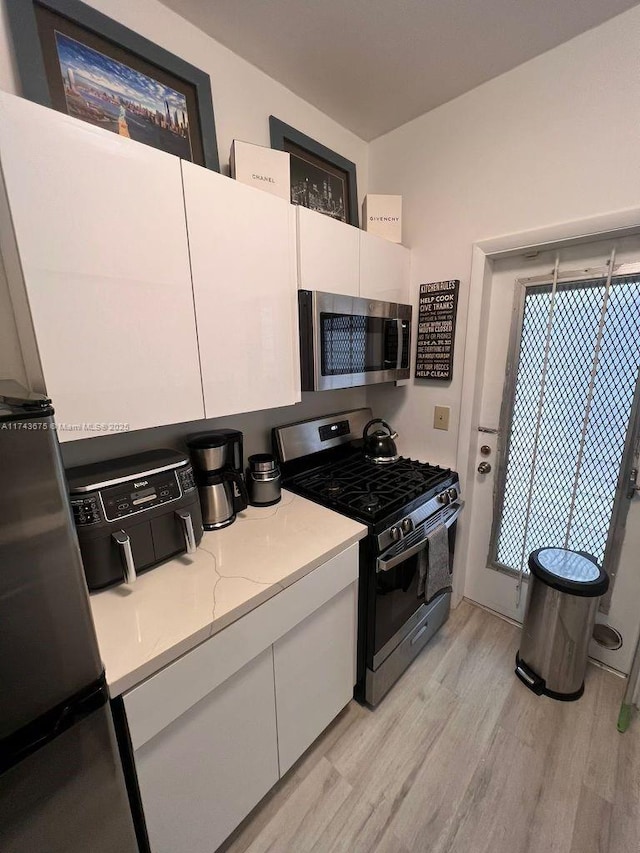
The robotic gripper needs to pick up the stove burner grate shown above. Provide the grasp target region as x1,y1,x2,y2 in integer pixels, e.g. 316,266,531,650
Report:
289,453,451,522
354,492,381,512
323,479,343,496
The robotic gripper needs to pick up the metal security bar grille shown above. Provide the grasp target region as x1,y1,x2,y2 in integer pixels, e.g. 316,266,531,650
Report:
491,272,640,586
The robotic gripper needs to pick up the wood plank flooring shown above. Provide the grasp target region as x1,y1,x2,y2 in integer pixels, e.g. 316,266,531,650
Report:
218,601,638,853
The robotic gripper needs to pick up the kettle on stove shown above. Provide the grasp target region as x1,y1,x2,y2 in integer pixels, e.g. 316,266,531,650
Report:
363,419,399,465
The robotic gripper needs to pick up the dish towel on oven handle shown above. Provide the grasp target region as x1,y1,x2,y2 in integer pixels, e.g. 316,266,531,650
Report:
417,523,451,601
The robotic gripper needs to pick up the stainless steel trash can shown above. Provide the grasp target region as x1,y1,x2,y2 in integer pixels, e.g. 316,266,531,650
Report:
515,548,609,701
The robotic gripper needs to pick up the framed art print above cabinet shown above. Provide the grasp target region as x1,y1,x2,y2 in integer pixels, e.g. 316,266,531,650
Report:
5,0,220,170
269,116,359,227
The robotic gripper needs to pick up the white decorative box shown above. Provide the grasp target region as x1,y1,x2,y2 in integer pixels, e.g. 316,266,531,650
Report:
362,194,402,243
230,140,290,201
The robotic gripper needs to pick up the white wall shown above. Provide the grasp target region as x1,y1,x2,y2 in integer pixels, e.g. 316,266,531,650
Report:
0,0,368,188
60,388,369,469
367,5,640,469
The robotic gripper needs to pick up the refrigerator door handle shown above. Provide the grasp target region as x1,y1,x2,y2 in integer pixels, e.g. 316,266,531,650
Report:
112,530,137,585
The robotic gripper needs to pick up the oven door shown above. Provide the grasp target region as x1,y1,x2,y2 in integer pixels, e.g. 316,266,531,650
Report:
371,502,461,670
300,290,411,391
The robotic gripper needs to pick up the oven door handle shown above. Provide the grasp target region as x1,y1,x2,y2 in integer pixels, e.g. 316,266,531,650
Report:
376,503,462,573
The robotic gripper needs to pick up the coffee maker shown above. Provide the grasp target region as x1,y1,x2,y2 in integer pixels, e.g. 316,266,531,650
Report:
187,430,248,529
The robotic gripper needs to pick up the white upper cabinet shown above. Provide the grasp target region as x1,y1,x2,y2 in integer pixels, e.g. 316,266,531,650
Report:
296,206,359,297
0,93,204,440
296,206,411,303
181,162,300,418
359,230,411,304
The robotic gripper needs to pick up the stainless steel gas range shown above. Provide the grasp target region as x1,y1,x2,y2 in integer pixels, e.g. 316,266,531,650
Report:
273,408,463,706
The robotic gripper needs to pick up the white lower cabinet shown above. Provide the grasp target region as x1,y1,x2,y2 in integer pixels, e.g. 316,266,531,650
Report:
133,648,279,853
273,582,357,775
123,544,359,852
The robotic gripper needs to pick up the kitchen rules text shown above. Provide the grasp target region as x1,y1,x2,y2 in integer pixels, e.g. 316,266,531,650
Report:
415,280,459,381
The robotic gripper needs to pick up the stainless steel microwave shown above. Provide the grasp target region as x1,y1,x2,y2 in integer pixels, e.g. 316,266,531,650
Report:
298,290,412,391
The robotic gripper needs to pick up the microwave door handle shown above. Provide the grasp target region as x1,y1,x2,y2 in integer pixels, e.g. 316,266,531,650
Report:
377,503,462,573
112,530,137,584
396,318,404,370
175,510,197,554
382,319,404,368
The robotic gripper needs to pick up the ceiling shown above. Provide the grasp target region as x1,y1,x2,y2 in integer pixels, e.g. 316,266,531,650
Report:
160,0,638,141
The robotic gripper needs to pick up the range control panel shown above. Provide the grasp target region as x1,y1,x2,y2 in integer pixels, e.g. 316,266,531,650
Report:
318,419,351,442
71,465,197,525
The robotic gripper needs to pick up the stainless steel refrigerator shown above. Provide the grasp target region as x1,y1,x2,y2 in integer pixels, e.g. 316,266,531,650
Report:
0,382,139,852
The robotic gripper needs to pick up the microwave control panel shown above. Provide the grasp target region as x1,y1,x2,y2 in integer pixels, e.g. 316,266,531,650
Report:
71,465,197,525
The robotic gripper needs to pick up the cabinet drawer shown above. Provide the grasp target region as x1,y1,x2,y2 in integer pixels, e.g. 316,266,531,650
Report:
124,543,358,750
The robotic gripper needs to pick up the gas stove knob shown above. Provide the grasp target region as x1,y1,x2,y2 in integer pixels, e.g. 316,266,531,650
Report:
390,526,403,542
401,517,414,535
437,491,451,506
447,487,458,502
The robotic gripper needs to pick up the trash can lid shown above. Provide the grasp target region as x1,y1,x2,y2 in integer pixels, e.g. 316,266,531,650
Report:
528,548,609,597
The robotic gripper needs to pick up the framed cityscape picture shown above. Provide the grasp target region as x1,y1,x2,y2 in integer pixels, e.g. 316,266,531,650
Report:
269,116,358,227
5,0,219,170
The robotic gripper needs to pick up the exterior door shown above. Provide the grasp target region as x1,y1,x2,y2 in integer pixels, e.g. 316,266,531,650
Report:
463,234,640,673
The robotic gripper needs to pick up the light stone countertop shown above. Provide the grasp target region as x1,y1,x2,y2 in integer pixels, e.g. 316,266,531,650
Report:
89,490,367,696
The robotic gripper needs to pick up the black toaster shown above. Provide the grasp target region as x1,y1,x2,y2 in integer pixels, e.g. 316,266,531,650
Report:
66,449,204,591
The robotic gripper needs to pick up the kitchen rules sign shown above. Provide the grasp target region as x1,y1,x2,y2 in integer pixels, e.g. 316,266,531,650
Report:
415,280,460,381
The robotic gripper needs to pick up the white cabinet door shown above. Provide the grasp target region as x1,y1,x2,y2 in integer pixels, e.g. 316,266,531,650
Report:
297,206,360,297
359,231,411,303
133,648,279,853
273,581,357,775
182,162,300,418
0,93,203,440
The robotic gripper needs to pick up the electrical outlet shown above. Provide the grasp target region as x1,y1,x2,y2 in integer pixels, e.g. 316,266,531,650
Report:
434,405,450,431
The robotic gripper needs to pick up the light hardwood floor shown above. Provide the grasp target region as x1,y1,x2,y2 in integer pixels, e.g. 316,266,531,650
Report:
218,601,639,853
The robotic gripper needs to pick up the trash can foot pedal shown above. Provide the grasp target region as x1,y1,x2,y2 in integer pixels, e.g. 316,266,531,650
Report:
515,653,544,695
515,653,584,701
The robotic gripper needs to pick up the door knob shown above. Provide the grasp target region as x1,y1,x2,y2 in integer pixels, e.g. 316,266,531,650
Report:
477,461,492,474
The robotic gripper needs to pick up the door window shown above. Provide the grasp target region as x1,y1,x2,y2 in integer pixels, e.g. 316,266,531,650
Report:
491,272,640,584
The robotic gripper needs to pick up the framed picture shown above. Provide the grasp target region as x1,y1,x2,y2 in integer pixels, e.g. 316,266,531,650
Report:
269,116,358,227
5,0,219,170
